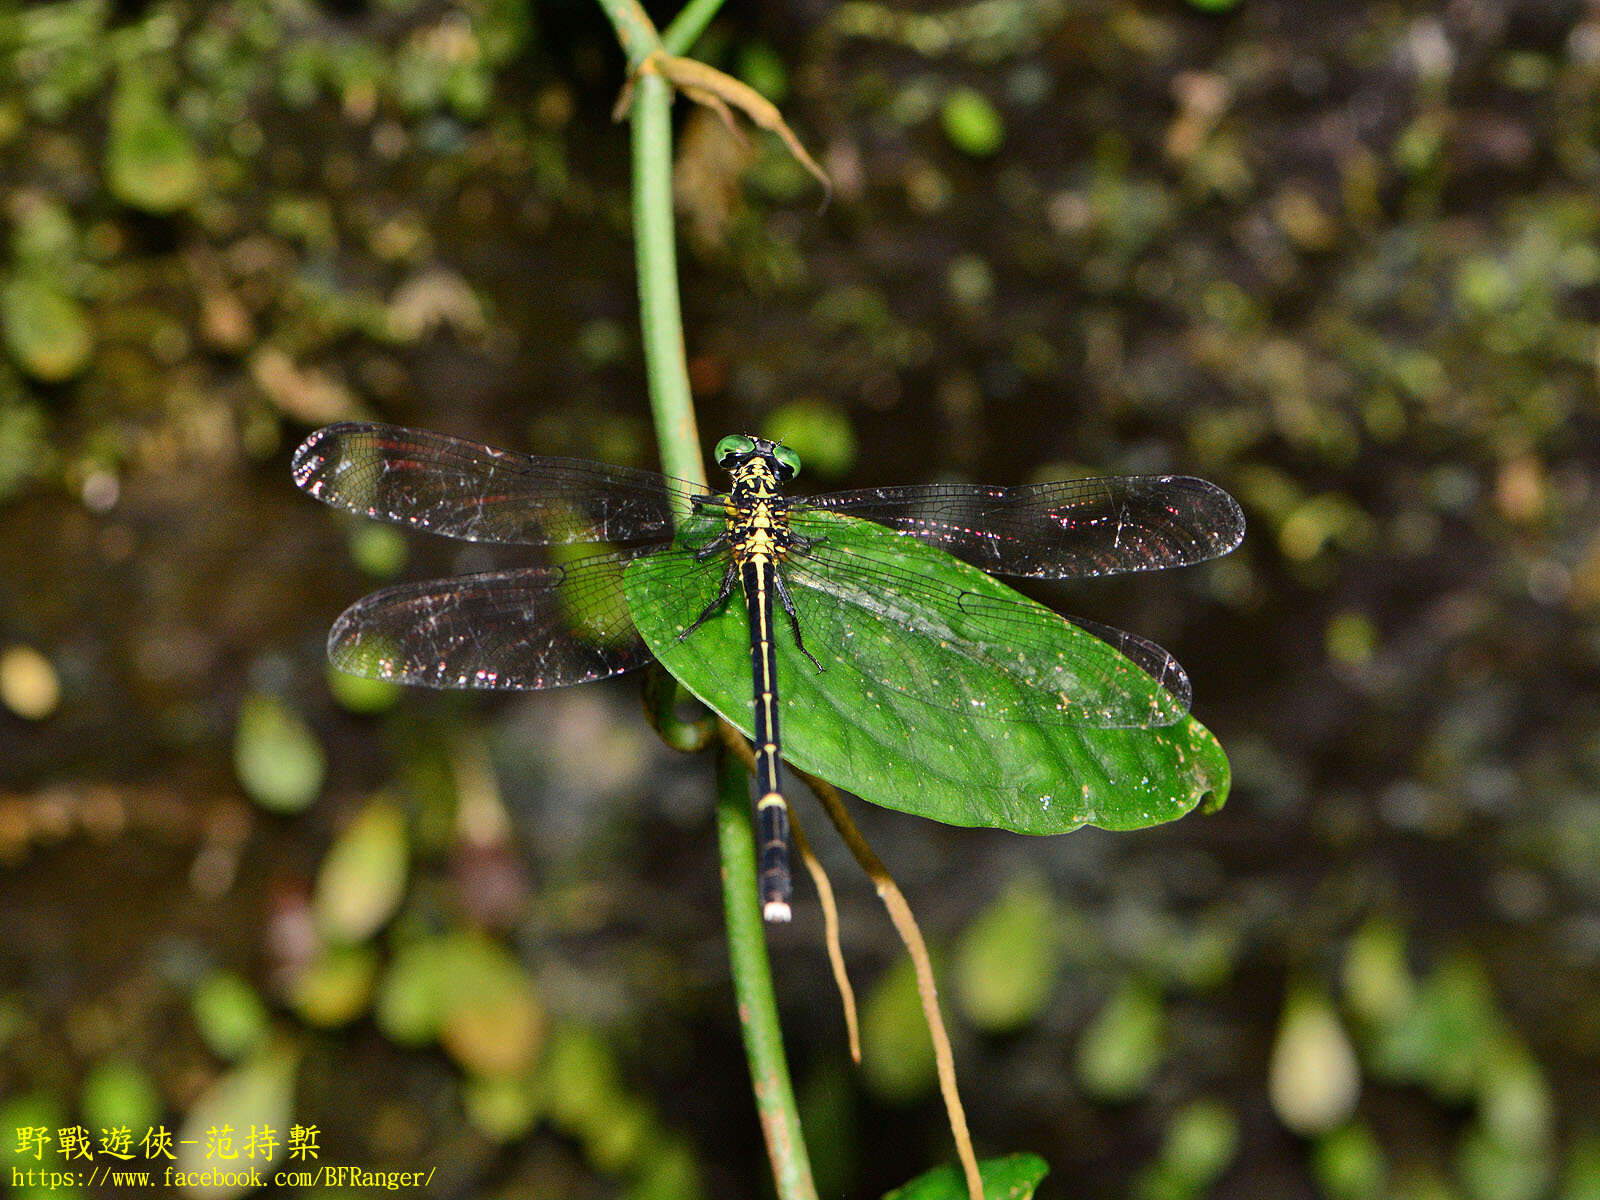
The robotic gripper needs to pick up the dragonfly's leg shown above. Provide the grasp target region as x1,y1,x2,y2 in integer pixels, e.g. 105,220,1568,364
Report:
688,495,733,561
772,568,823,672
679,560,738,641
693,531,731,562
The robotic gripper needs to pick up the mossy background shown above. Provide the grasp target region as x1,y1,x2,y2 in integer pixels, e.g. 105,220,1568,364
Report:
3,2,1599,1198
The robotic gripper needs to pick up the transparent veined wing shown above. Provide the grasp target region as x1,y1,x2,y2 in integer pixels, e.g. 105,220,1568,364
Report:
326,547,704,689
799,475,1244,579
292,422,705,546
778,510,1190,728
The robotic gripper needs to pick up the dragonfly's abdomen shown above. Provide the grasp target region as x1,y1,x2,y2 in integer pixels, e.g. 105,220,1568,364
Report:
728,459,796,921
741,554,791,921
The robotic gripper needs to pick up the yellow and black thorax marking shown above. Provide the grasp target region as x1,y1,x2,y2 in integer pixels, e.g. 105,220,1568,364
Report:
723,455,797,569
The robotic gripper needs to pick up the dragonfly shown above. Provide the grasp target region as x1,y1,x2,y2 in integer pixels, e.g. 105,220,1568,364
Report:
292,423,1245,922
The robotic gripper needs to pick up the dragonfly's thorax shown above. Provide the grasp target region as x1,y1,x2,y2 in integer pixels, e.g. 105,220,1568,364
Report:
725,457,796,567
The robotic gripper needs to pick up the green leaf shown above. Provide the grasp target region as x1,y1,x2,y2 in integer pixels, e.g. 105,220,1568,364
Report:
1560,1132,1600,1200
763,399,858,478
736,42,790,103
1364,950,1502,1101
1158,1099,1240,1188
347,521,410,578
233,692,325,814
941,88,1005,158
373,931,543,1077
625,509,1228,835
952,876,1062,1033
1342,917,1414,1026
1456,1119,1553,1200
621,1135,702,1200
858,957,937,1102
288,943,378,1028
1311,1123,1389,1200
1131,1099,1243,1200
544,1023,627,1134
191,970,271,1062
462,1068,544,1142
107,75,202,214
176,1048,297,1196
0,1091,68,1197
312,796,409,943
326,664,403,714
1076,977,1166,1103
883,1152,1049,1200
81,1059,162,1135
1,272,92,383
0,399,56,501
1477,1039,1553,1150
373,936,447,1047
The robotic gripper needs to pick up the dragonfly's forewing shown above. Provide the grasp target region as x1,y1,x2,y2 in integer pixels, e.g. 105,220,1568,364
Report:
800,475,1244,580
327,550,671,689
782,519,1190,729
293,423,702,546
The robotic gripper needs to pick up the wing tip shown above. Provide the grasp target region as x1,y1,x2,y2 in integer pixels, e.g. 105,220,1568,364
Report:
1153,475,1247,558
290,421,379,492
1206,484,1247,556
290,428,331,490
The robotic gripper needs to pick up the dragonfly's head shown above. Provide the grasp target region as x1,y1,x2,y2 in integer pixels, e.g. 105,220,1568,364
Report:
714,434,801,483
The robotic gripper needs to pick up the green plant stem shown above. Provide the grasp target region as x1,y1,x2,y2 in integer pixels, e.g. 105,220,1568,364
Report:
717,747,818,1200
595,3,817,1196
642,666,716,752
662,0,726,55
594,0,706,490
628,70,706,493
593,0,662,67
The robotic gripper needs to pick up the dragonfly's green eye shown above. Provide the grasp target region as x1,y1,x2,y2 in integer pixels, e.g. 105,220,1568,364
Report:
715,435,756,467
772,442,802,481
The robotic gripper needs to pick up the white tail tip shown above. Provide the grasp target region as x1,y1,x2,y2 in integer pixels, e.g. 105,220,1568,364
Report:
763,900,793,923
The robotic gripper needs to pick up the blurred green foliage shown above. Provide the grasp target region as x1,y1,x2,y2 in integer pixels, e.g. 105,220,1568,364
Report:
952,875,1061,1033
860,956,939,1102
233,692,326,813
192,970,272,1062
1130,1100,1240,1200
1075,976,1166,1104
313,796,410,943
940,87,1005,158
176,1048,298,1195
